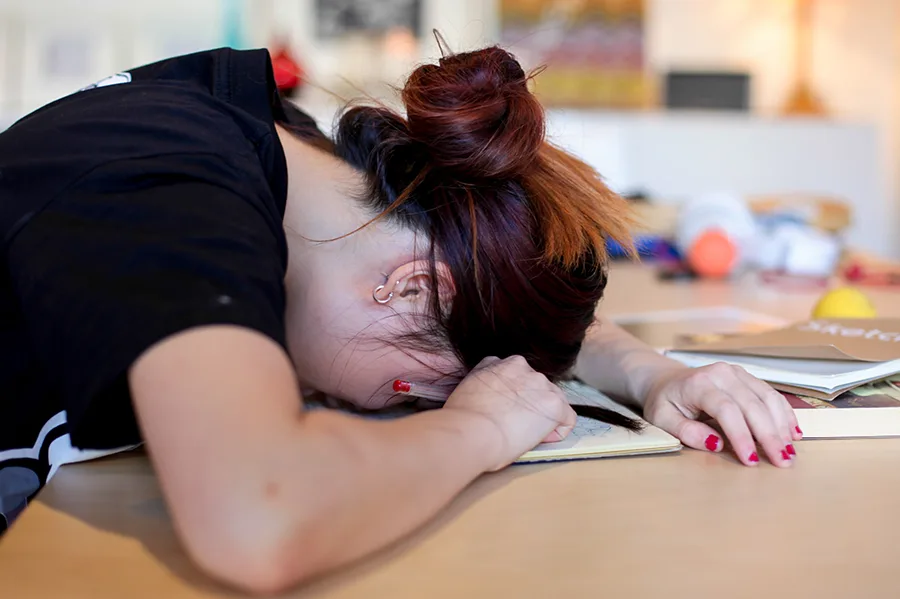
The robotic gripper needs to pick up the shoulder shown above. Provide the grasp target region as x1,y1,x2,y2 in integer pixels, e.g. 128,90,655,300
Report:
0,48,287,240
2,47,277,154
7,179,290,450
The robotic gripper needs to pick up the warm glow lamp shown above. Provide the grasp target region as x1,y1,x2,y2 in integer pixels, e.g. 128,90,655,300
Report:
782,0,827,116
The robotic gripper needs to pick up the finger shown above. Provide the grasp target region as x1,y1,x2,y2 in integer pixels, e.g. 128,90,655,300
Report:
701,392,763,466
542,426,569,443
500,354,531,370
730,367,791,444
473,356,502,370
542,394,577,443
734,367,802,445
556,403,578,440
770,385,803,441
713,381,792,468
647,400,727,455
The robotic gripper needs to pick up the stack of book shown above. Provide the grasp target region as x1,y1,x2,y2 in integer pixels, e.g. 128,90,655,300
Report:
667,318,900,438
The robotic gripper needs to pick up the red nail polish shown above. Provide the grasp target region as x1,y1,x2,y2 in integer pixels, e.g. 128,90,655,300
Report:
392,380,411,393
786,444,796,456
704,434,720,451
781,449,790,461
749,452,759,463
795,426,803,436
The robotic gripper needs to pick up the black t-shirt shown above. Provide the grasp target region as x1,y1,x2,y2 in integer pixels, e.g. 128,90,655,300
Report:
0,48,305,533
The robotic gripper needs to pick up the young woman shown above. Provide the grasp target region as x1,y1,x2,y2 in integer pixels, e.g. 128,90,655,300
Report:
0,46,800,592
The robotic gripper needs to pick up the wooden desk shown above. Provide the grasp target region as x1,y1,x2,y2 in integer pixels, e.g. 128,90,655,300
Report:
3,264,900,599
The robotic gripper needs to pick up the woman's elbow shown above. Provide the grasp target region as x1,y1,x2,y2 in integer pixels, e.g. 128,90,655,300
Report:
178,507,327,595
197,546,312,595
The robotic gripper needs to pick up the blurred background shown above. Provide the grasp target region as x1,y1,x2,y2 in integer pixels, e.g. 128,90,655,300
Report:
1,0,899,284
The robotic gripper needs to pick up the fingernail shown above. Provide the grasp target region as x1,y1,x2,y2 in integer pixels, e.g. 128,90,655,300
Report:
795,426,803,436
781,449,791,461
786,444,796,456
749,452,759,463
704,434,720,451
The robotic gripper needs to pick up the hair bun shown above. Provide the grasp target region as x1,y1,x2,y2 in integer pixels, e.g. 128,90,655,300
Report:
401,46,544,180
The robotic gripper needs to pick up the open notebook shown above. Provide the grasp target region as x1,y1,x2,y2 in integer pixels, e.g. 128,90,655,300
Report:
516,381,682,463
307,381,681,464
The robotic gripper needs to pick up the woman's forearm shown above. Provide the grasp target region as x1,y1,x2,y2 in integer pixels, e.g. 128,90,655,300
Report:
286,409,498,570
573,316,687,405
228,406,497,592
131,328,523,594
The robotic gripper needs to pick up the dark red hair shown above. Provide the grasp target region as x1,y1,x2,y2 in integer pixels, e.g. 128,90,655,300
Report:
285,46,635,384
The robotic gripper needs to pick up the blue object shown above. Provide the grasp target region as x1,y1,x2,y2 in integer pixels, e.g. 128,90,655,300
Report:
607,236,681,260
222,0,245,49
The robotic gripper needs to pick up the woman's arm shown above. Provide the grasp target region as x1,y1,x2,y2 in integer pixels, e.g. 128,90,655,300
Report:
574,316,802,467
130,326,573,594
573,316,685,405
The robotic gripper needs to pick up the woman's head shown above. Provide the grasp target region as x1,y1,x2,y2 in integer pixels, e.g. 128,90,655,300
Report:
277,46,634,407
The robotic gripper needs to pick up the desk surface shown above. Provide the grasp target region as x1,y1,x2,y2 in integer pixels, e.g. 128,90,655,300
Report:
4,264,900,599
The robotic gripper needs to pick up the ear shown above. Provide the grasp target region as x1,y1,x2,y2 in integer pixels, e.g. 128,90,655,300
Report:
380,260,454,309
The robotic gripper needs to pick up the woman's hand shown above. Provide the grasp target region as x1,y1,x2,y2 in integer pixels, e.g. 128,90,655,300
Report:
641,362,803,467
444,355,577,471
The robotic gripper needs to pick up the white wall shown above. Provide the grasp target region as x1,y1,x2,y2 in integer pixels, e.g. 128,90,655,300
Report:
1,0,898,255
544,110,883,255
646,0,900,257
292,0,900,256
354,0,900,255
0,0,224,117
242,0,499,108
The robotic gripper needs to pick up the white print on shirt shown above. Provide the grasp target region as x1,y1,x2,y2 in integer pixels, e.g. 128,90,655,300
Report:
79,72,133,92
0,411,139,532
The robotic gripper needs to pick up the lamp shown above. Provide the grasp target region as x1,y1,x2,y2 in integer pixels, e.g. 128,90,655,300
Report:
782,0,827,116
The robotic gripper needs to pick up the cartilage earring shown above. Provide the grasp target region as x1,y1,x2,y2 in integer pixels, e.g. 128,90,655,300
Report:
373,284,393,304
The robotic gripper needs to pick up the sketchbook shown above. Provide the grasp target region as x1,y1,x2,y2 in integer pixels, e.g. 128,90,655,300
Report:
613,306,787,352
666,319,900,396
666,352,900,396
515,381,682,463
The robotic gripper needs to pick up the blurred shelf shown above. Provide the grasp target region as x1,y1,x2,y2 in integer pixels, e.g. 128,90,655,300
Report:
542,109,884,257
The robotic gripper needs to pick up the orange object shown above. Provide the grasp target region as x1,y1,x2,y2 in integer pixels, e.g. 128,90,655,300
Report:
687,229,737,278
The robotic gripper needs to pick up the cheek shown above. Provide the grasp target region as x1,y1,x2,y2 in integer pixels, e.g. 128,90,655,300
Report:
285,290,460,407
312,342,458,409
285,293,369,387
320,345,430,407
285,295,403,401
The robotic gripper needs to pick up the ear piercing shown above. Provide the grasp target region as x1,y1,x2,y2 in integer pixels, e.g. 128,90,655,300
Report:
373,284,394,304
373,274,400,305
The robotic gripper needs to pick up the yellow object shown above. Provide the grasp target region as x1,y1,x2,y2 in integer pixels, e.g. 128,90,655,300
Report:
812,287,877,319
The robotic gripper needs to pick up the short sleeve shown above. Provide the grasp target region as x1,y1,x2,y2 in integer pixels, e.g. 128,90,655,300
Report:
7,176,288,449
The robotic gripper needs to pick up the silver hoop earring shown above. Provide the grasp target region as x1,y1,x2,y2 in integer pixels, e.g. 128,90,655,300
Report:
373,285,393,304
